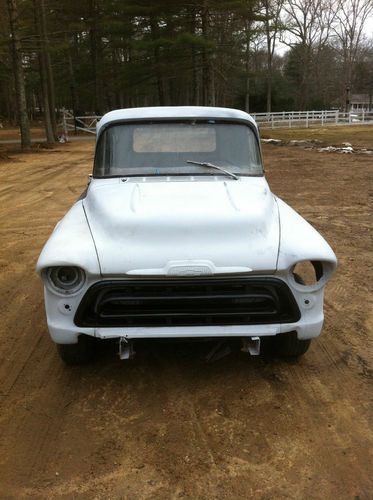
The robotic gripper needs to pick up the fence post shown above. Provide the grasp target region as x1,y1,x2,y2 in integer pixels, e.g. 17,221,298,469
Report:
362,109,365,123
306,111,309,128
321,110,324,126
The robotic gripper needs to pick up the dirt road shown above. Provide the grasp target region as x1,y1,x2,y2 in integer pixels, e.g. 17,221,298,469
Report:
0,138,372,498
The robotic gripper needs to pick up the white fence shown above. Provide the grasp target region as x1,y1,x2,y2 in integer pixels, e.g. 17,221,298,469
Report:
251,109,373,128
61,110,100,135
61,108,373,136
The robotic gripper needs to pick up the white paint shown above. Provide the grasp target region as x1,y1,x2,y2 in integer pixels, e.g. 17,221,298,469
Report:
84,176,279,274
96,106,258,138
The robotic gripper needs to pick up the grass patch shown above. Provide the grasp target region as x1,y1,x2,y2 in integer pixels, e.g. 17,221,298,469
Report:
260,125,373,149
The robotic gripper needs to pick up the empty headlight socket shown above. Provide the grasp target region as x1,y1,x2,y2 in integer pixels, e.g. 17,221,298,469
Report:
292,260,324,287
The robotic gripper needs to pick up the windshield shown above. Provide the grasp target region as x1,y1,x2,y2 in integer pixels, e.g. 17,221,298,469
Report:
94,121,263,178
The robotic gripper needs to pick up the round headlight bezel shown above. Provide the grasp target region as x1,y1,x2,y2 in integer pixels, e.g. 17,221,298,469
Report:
44,266,86,295
289,260,334,292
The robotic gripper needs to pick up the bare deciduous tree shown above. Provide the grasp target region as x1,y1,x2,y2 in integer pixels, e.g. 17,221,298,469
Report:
259,0,285,112
281,0,339,108
332,0,373,110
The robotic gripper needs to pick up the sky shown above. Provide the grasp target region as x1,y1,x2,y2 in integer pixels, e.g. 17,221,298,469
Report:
366,14,373,37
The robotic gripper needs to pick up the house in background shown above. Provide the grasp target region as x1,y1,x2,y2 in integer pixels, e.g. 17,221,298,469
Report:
350,94,372,111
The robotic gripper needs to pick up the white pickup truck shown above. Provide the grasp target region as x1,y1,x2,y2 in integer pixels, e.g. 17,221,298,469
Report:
37,106,337,364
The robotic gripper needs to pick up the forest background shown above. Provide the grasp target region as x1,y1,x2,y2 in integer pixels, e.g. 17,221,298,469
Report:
1,0,372,147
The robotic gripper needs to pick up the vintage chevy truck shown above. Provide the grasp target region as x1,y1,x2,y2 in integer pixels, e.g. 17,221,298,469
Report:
37,107,337,364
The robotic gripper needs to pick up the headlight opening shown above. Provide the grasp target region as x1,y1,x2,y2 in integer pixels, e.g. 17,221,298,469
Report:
292,260,324,287
45,266,86,294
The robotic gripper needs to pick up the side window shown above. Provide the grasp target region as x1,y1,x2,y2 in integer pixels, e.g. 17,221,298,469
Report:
94,129,112,176
247,129,261,165
94,133,105,176
103,130,112,175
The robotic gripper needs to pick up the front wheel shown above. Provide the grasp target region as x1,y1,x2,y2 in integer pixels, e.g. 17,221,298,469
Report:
56,335,96,365
262,331,311,358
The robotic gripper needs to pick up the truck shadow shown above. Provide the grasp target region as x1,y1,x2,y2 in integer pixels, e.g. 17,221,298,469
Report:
74,337,302,389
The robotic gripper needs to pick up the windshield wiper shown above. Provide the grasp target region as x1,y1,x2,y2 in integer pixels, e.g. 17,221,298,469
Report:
186,160,239,180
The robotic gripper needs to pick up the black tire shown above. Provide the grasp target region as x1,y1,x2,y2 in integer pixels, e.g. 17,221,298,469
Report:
262,331,311,358
274,331,311,357
56,335,96,365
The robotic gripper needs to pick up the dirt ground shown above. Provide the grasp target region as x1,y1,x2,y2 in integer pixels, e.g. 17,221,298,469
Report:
0,126,45,142
0,133,372,499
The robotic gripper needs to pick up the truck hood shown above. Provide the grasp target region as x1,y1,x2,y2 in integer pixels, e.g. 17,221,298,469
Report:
83,177,280,276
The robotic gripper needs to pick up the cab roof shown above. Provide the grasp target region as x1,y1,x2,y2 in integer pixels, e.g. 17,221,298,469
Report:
96,106,257,137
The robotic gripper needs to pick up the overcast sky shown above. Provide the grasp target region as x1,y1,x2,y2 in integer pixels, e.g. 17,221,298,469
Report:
366,14,373,37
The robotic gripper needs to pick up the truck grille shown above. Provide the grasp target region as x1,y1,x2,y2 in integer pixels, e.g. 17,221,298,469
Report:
74,277,300,328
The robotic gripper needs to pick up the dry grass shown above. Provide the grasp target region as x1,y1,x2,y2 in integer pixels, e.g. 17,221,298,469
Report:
260,124,373,149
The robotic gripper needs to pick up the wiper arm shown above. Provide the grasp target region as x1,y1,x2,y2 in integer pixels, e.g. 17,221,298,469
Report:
186,160,239,180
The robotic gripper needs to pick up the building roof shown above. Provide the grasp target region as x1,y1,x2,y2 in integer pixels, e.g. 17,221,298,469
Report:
96,106,256,136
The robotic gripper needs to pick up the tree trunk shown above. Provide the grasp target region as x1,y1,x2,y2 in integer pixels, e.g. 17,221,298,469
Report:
67,48,78,114
150,18,165,106
38,49,54,143
265,3,272,113
7,0,31,148
89,0,103,114
3,80,14,123
190,7,199,105
266,70,272,113
201,2,214,106
39,0,57,139
244,20,251,113
297,44,311,110
245,78,250,113
34,0,54,144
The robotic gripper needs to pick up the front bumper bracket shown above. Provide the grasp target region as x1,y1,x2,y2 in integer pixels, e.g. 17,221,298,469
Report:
119,337,135,360
241,336,261,356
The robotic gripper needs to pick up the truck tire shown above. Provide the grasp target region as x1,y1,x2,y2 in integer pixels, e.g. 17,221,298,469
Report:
56,335,96,365
270,331,311,357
